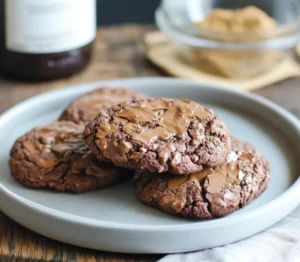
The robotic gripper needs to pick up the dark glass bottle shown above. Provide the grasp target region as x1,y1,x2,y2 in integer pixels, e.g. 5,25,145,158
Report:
0,0,96,81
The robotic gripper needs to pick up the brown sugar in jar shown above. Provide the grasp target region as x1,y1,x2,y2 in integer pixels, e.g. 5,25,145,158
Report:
190,6,283,79
194,6,276,36
0,0,96,80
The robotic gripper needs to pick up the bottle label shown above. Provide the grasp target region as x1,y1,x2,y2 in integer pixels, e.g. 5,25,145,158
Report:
5,0,96,54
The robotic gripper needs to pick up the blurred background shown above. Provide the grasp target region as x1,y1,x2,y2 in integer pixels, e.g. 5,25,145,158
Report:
2,0,300,82
96,0,160,25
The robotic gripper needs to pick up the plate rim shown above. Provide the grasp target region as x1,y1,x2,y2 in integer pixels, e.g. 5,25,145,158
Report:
1,77,300,233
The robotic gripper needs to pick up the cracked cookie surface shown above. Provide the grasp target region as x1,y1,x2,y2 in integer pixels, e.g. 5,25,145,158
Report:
59,87,148,124
133,137,270,219
84,98,231,175
9,121,130,193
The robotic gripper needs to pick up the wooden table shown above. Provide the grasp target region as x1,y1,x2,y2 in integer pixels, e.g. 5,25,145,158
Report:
0,25,299,262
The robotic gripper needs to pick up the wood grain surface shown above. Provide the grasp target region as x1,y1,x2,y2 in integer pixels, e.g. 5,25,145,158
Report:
0,24,300,262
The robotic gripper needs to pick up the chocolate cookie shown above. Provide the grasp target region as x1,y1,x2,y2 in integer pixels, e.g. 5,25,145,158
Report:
85,98,231,175
59,87,148,124
9,121,130,193
133,137,270,219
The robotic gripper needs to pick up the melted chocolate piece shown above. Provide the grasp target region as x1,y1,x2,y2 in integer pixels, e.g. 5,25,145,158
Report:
168,168,214,189
99,99,210,144
167,151,254,194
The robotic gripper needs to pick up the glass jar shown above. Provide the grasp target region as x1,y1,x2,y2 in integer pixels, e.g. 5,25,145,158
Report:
156,0,300,79
0,0,96,81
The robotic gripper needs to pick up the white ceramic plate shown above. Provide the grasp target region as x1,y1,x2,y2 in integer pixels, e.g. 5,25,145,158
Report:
0,78,300,254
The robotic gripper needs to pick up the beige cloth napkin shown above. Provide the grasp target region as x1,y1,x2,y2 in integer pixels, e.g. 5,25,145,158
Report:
145,31,300,91
159,205,300,262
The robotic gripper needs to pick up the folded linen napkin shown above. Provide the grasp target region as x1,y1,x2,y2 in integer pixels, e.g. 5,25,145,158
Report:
159,205,300,262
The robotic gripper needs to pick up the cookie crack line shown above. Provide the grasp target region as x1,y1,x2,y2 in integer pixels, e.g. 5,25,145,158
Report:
199,180,213,216
57,164,72,185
